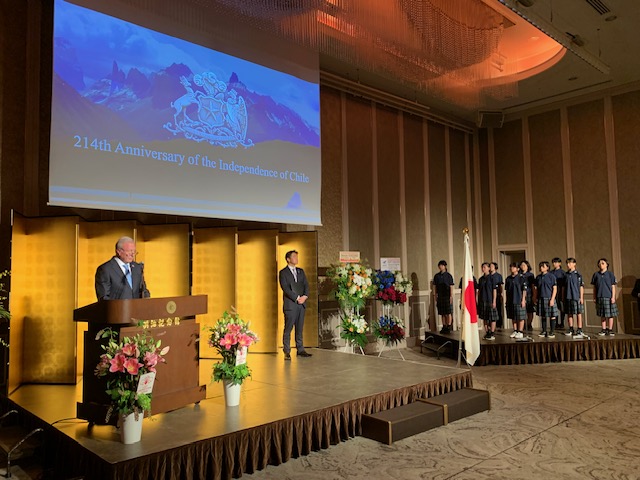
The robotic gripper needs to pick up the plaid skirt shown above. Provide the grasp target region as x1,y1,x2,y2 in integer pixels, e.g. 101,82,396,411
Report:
506,303,527,321
596,298,619,318
525,293,536,313
564,299,584,315
537,298,559,318
479,301,499,322
436,298,453,315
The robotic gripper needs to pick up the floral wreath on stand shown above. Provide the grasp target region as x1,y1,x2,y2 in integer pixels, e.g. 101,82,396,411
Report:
373,270,412,353
327,262,376,350
373,314,405,344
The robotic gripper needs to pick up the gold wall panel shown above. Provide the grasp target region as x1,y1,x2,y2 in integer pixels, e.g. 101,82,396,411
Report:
428,122,448,271
193,227,237,358
139,224,190,298
77,220,136,378
403,113,428,291
318,87,343,267
11,216,77,384
529,112,567,262
478,130,493,262
345,95,375,260
568,100,612,266
237,230,279,353
494,120,527,247
450,130,469,277
612,90,640,278
376,106,402,259
278,232,319,349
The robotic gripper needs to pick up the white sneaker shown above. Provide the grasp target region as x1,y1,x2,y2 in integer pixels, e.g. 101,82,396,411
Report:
510,331,517,338
514,332,524,339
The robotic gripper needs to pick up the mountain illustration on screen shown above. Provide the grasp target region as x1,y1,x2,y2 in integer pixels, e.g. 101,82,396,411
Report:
53,41,319,147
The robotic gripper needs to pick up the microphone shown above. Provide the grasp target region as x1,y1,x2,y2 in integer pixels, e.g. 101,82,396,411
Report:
139,262,149,298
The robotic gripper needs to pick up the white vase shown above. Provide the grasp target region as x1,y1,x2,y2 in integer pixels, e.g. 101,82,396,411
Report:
223,379,242,407
119,412,143,444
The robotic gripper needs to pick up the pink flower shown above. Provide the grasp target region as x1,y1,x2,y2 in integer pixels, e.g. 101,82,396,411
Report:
121,343,138,357
237,333,254,347
228,324,242,335
109,353,126,373
123,357,142,375
219,333,238,349
144,351,159,371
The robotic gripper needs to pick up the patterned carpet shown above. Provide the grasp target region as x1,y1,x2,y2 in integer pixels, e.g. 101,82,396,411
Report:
244,348,640,480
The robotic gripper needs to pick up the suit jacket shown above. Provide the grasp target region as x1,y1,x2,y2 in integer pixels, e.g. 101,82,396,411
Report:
279,265,309,311
632,279,640,310
95,257,150,300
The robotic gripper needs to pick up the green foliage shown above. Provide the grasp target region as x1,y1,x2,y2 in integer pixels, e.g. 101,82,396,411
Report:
212,362,252,385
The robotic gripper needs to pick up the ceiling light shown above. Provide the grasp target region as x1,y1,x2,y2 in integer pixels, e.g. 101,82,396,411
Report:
497,0,610,74
517,0,536,7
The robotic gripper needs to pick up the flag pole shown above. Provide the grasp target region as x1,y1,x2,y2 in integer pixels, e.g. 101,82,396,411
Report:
457,228,469,369
459,227,481,369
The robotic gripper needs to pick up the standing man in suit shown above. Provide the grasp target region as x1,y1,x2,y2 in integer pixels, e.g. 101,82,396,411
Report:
95,236,150,300
279,250,311,360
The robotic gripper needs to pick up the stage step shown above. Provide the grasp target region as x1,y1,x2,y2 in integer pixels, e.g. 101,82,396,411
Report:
361,401,445,445
418,387,490,424
361,387,490,444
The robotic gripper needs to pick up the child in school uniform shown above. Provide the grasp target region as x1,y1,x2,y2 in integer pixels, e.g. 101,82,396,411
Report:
433,260,454,334
564,257,585,337
478,262,498,340
505,262,527,339
534,261,559,338
551,258,566,329
591,258,618,336
520,260,535,331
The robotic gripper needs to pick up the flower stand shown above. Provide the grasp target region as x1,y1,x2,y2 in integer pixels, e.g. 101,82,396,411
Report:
223,379,242,407
119,412,143,444
342,340,365,355
377,339,405,361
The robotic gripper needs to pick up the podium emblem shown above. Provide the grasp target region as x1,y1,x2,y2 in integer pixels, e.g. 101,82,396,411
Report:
166,300,177,314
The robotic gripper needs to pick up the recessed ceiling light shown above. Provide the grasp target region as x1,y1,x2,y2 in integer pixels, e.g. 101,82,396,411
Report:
568,76,578,81
605,15,617,22
530,36,540,41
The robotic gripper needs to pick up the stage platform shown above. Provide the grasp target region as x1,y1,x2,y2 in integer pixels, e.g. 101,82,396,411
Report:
3,349,471,480
422,329,640,366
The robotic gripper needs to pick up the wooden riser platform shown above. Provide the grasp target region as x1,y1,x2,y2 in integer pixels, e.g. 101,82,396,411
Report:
421,330,640,366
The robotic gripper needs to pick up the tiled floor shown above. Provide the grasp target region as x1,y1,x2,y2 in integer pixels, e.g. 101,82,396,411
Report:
244,349,640,480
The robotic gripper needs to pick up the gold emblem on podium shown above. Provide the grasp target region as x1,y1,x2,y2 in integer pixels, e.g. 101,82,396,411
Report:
166,300,177,314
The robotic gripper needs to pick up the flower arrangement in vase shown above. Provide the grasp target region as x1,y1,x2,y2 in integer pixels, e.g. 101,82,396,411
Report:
206,310,259,406
327,262,376,312
94,327,169,443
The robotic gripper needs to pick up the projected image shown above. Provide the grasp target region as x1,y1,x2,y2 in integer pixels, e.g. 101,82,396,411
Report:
50,0,321,225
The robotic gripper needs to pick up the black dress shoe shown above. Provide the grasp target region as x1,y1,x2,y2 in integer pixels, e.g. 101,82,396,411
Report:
297,351,312,357
284,352,291,360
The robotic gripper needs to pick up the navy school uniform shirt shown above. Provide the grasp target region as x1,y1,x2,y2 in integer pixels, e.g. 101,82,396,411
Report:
521,271,535,297
505,273,526,306
564,270,584,301
552,268,566,295
535,272,557,299
433,271,454,297
591,270,617,299
491,272,504,293
478,274,497,303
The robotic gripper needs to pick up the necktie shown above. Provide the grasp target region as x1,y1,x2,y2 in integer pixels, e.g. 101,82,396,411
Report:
124,264,133,288
292,268,297,282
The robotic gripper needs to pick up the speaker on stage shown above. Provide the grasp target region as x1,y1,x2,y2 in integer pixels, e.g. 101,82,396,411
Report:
476,111,504,129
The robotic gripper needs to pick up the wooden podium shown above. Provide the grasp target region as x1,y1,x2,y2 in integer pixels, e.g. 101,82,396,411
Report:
74,295,208,424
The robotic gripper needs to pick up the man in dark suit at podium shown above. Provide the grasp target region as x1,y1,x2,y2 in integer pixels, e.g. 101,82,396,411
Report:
279,250,311,360
95,236,150,300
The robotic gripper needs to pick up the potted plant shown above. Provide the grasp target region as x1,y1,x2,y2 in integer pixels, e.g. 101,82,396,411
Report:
94,327,169,443
206,310,259,407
